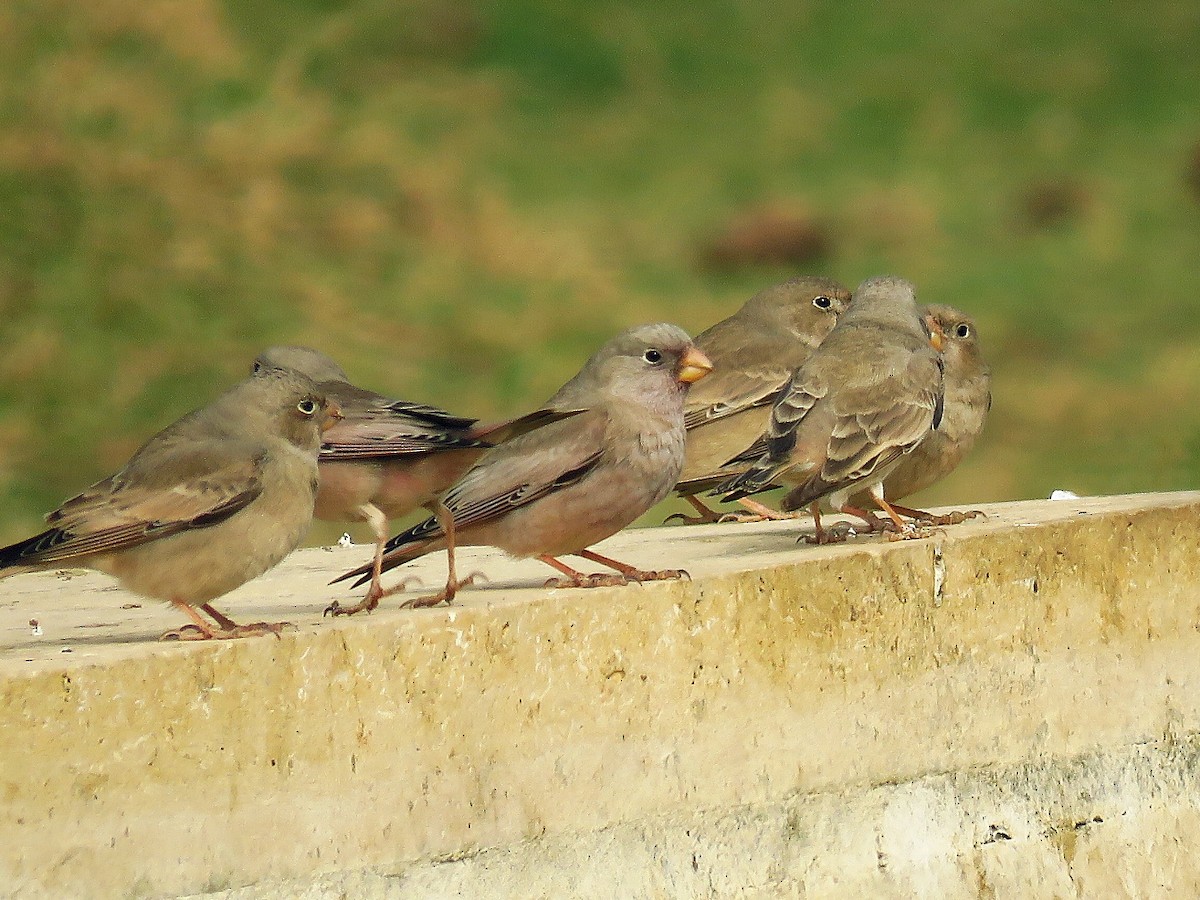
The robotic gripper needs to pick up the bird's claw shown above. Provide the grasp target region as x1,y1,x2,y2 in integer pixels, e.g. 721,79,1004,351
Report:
545,572,629,589
883,523,944,542
325,575,427,616
718,512,770,524
398,572,483,609
545,567,690,589
629,568,690,582
664,511,718,525
324,595,377,617
912,509,985,526
160,620,294,641
801,523,856,545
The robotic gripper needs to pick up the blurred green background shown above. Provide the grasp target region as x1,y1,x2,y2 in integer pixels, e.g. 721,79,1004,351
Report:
2,0,1199,546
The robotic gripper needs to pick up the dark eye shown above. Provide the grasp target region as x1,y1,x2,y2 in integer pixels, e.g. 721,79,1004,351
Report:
643,349,663,364
955,323,971,339
253,361,263,374
813,295,832,309
297,398,318,416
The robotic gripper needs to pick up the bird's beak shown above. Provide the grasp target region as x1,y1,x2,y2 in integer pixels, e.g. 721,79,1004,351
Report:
322,402,344,431
676,347,714,384
923,313,946,352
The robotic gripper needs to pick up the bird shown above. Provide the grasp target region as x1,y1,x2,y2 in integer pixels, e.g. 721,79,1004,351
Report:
331,323,713,610
846,304,991,525
0,367,339,640
252,345,579,612
716,275,945,542
669,275,851,523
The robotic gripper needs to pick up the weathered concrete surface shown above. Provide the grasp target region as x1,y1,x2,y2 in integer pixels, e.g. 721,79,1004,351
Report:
2,493,1199,898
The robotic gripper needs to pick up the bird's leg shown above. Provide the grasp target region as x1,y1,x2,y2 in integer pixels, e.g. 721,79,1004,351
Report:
361,502,390,605
323,573,424,617
538,554,635,588
800,503,855,544
399,500,484,610
840,504,890,532
539,554,619,588
720,497,807,523
326,503,423,615
161,601,292,641
872,495,940,541
576,548,689,583
886,502,985,526
664,495,723,525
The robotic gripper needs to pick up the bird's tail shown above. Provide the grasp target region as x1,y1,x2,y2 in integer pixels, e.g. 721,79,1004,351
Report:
329,515,444,589
674,469,743,497
712,455,783,502
0,528,68,573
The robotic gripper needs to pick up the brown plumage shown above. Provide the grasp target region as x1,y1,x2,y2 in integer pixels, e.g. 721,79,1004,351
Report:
716,275,945,540
0,368,338,639
848,304,991,522
670,276,851,522
253,346,575,608
331,323,713,610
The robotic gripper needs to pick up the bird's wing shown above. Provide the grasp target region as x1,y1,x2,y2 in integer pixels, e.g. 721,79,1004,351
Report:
12,448,266,565
683,363,793,429
390,411,610,549
784,350,944,507
319,386,485,459
710,367,828,498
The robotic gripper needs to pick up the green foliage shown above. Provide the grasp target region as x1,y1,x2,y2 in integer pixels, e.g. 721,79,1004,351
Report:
1,0,1199,543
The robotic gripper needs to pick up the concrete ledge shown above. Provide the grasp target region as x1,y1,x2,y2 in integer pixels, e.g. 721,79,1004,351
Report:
3,493,1199,898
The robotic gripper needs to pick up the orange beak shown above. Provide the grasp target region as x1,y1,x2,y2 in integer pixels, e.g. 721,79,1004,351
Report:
923,313,946,352
676,346,714,385
321,402,344,432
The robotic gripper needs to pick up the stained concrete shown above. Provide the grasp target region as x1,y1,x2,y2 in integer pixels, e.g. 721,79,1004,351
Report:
2,493,1199,898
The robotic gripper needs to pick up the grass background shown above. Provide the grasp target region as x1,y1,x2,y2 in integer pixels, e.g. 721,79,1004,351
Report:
1,0,1199,545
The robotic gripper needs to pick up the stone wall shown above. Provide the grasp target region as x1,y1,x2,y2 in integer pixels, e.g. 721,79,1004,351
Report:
2,493,1197,898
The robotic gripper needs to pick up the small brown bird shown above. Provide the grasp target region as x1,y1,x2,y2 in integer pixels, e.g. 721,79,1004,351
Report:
847,304,991,523
253,346,577,610
671,276,851,522
332,323,713,610
0,368,338,639
716,276,945,541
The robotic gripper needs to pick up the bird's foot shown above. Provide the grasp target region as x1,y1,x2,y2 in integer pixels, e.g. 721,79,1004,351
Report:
719,499,800,523
324,576,423,617
907,509,984,526
160,620,294,641
664,496,723,525
545,571,628,589
665,509,720,525
721,510,799,523
399,571,486,609
626,567,690,583
882,522,944,542
546,567,689,589
800,522,856,545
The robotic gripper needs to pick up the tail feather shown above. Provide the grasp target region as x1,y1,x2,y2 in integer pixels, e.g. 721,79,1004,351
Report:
329,516,442,588
675,470,744,497
0,528,72,572
713,457,783,502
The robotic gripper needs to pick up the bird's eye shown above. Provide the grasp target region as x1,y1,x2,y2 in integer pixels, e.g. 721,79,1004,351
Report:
643,349,663,364
297,398,318,416
253,361,263,374
955,323,971,339
813,295,833,309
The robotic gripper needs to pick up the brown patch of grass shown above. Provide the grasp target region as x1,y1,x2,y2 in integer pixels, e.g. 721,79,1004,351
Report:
1019,178,1089,229
697,204,832,271
1187,139,1200,202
